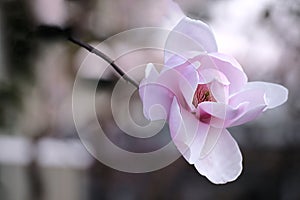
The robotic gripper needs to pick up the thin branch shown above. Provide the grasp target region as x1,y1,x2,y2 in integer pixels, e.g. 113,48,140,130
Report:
68,36,139,88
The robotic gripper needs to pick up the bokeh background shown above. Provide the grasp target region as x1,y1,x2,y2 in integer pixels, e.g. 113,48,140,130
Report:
0,0,300,199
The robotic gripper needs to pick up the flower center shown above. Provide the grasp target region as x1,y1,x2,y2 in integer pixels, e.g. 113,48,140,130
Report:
192,84,215,108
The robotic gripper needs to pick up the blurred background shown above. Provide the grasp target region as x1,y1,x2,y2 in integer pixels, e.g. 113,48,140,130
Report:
0,0,300,199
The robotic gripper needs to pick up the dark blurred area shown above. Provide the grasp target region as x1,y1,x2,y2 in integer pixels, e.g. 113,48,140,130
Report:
0,0,300,200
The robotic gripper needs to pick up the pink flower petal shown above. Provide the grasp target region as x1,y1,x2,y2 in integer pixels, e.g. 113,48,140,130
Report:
198,68,230,85
209,81,229,104
199,126,223,158
144,63,159,81
226,87,268,126
172,17,218,52
159,63,199,110
164,54,187,69
169,98,209,164
198,100,266,128
197,102,245,124
179,78,198,110
229,87,266,108
165,17,218,67
209,53,248,94
229,104,266,127
243,82,288,109
173,61,200,88
195,129,242,184
172,61,200,110
198,88,269,127
191,53,248,94
139,64,173,120
139,83,173,120
139,63,199,121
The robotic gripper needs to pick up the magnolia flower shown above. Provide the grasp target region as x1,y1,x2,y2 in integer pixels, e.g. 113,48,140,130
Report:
139,17,288,184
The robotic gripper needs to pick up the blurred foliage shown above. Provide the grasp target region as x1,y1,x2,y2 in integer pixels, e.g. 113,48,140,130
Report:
2,0,36,82
0,0,37,129
0,82,22,128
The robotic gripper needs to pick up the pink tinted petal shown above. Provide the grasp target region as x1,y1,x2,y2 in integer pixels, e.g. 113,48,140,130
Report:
140,64,195,118
165,17,218,65
139,64,174,120
198,101,266,128
209,53,248,94
169,98,188,146
179,78,198,110
243,82,288,109
199,88,269,127
229,105,266,127
226,87,267,126
210,53,244,70
195,129,243,184
144,63,159,81
226,83,288,126
229,87,266,108
164,54,187,69
175,63,199,109
169,98,209,164
193,53,248,94
198,68,230,85
198,102,245,125
157,65,199,109
174,61,199,88
199,126,223,158
164,51,202,70
172,17,218,52
209,81,229,104
139,82,173,120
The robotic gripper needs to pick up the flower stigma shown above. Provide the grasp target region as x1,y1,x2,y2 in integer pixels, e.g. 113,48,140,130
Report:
192,84,215,108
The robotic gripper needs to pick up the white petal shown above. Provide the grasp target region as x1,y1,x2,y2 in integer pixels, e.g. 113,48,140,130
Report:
198,101,266,128
229,104,266,127
179,78,198,110
164,54,187,69
139,82,173,121
165,17,218,65
243,82,288,109
197,102,243,126
169,98,209,164
145,63,159,80
206,53,248,94
172,17,218,52
229,87,266,108
198,68,230,85
199,126,223,158
210,81,229,104
176,64,199,109
195,129,243,184
227,88,268,126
